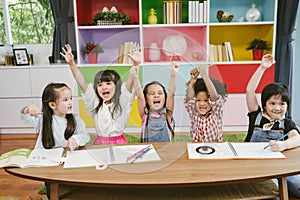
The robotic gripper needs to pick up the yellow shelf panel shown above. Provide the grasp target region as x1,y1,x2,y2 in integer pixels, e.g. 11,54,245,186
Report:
210,25,274,61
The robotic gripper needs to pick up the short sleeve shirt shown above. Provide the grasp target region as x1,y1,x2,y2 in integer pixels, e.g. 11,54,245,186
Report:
245,107,300,142
185,96,227,142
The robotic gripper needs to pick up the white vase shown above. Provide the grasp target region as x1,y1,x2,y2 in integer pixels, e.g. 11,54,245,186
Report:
245,3,260,22
148,43,160,61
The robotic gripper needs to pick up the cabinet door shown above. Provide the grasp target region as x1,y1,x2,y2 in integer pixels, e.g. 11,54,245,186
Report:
0,68,31,98
0,99,35,128
29,67,78,97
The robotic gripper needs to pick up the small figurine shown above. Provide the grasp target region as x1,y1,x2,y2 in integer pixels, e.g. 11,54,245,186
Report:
148,8,158,24
110,6,118,13
217,10,234,22
102,7,109,12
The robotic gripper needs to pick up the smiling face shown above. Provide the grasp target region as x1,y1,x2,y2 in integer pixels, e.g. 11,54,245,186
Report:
97,81,116,104
51,87,73,117
264,95,287,120
195,91,211,115
145,83,166,111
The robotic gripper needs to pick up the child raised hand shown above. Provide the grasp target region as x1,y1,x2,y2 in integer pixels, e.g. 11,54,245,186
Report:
185,65,227,142
245,54,300,197
261,54,275,69
61,44,137,145
128,42,142,67
133,61,179,142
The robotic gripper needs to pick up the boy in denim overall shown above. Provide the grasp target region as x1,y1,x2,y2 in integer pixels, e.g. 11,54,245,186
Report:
245,54,300,198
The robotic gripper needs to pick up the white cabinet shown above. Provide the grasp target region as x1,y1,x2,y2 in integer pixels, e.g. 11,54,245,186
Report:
0,65,79,133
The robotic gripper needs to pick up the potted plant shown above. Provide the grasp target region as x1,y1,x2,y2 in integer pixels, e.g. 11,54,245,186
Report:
83,42,104,64
246,38,271,60
92,11,130,25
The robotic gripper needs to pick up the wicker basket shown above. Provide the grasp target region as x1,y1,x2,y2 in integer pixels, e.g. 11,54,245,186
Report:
96,20,122,26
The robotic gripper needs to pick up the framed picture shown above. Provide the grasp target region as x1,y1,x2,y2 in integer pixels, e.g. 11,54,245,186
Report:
13,48,30,66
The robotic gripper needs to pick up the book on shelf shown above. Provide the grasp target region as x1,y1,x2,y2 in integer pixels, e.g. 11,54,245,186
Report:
63,144,161,169
119,41,134,64
163,1,182,24
117,43,124,64
0,148,64,168
188,1,207,23
224,41,234,61
187,142,286,160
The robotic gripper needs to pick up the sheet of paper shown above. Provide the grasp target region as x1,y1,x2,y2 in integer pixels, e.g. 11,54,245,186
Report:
231,142,286,159
64,144,161,169
187,143,235,159
25,148,64,167
187,142,286,159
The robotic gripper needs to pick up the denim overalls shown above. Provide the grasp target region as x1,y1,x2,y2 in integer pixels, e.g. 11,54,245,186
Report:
250,112,300,198
143,108,170,142
250,112,284,142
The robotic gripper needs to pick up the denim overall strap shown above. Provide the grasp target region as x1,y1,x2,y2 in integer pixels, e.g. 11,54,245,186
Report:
250,112,285,142
144,108,170,142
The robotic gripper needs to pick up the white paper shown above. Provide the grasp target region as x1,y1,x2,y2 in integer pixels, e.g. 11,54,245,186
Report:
25,148,64,167
64,144,161,169
187,142,286,159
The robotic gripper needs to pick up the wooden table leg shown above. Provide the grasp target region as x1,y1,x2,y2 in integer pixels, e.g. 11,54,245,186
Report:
50,182,59,200
278,177,289,200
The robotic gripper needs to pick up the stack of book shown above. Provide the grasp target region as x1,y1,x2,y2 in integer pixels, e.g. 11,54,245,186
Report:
117,41,134,64
209,42,234,62
163,1,182,24
188,0,207,23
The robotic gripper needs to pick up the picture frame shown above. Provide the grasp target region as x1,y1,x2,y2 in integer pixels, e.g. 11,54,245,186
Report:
13,48,30,66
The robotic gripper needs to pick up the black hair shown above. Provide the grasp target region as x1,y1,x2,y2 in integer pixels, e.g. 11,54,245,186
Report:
193,78,228,97
41,83,76,149
93,70,122,119
261,83,290,111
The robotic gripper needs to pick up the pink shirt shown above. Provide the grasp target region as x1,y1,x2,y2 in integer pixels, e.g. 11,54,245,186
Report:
184,96,227,142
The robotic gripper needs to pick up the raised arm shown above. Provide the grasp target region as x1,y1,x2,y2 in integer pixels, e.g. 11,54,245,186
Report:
166,62,179,115
246,54,274,112
60,44,88,93
186,67,199,101
128,43,145,117
126,42,142,93
198,65,219,102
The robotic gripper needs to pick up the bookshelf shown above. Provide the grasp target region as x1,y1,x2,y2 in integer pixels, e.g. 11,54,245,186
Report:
73,0,278,128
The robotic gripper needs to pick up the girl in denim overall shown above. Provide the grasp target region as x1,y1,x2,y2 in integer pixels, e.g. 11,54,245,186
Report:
246,54,300,198
142,107,174,142
133,62,178,142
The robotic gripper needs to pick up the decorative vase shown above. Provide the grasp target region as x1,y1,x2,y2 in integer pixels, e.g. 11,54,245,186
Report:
246,3,260,22
88,53,98,64
148,43,160,61
252,49,263,60
148,8,158,24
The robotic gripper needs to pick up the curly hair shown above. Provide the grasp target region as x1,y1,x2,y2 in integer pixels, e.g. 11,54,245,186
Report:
193,78,228,97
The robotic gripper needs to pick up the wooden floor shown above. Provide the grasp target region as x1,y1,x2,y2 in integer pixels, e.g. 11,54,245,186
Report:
1,133,300,200
0,134,47,200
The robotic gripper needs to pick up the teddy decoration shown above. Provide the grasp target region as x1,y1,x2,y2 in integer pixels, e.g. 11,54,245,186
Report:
217,10,234,22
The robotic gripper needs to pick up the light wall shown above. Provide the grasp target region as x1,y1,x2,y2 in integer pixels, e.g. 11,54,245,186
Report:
292,9,300,123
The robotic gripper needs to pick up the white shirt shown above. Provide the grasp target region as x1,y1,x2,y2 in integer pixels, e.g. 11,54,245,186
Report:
21,113,90,149
82,83,134,137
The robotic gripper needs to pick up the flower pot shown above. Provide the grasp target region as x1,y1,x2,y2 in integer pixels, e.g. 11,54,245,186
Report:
252,49,264,60
88,53,98,64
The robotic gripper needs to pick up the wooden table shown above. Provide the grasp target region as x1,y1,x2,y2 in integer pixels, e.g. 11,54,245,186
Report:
5,142,300,200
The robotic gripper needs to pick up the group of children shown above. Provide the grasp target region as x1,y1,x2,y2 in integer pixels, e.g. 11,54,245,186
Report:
20,44,300,198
